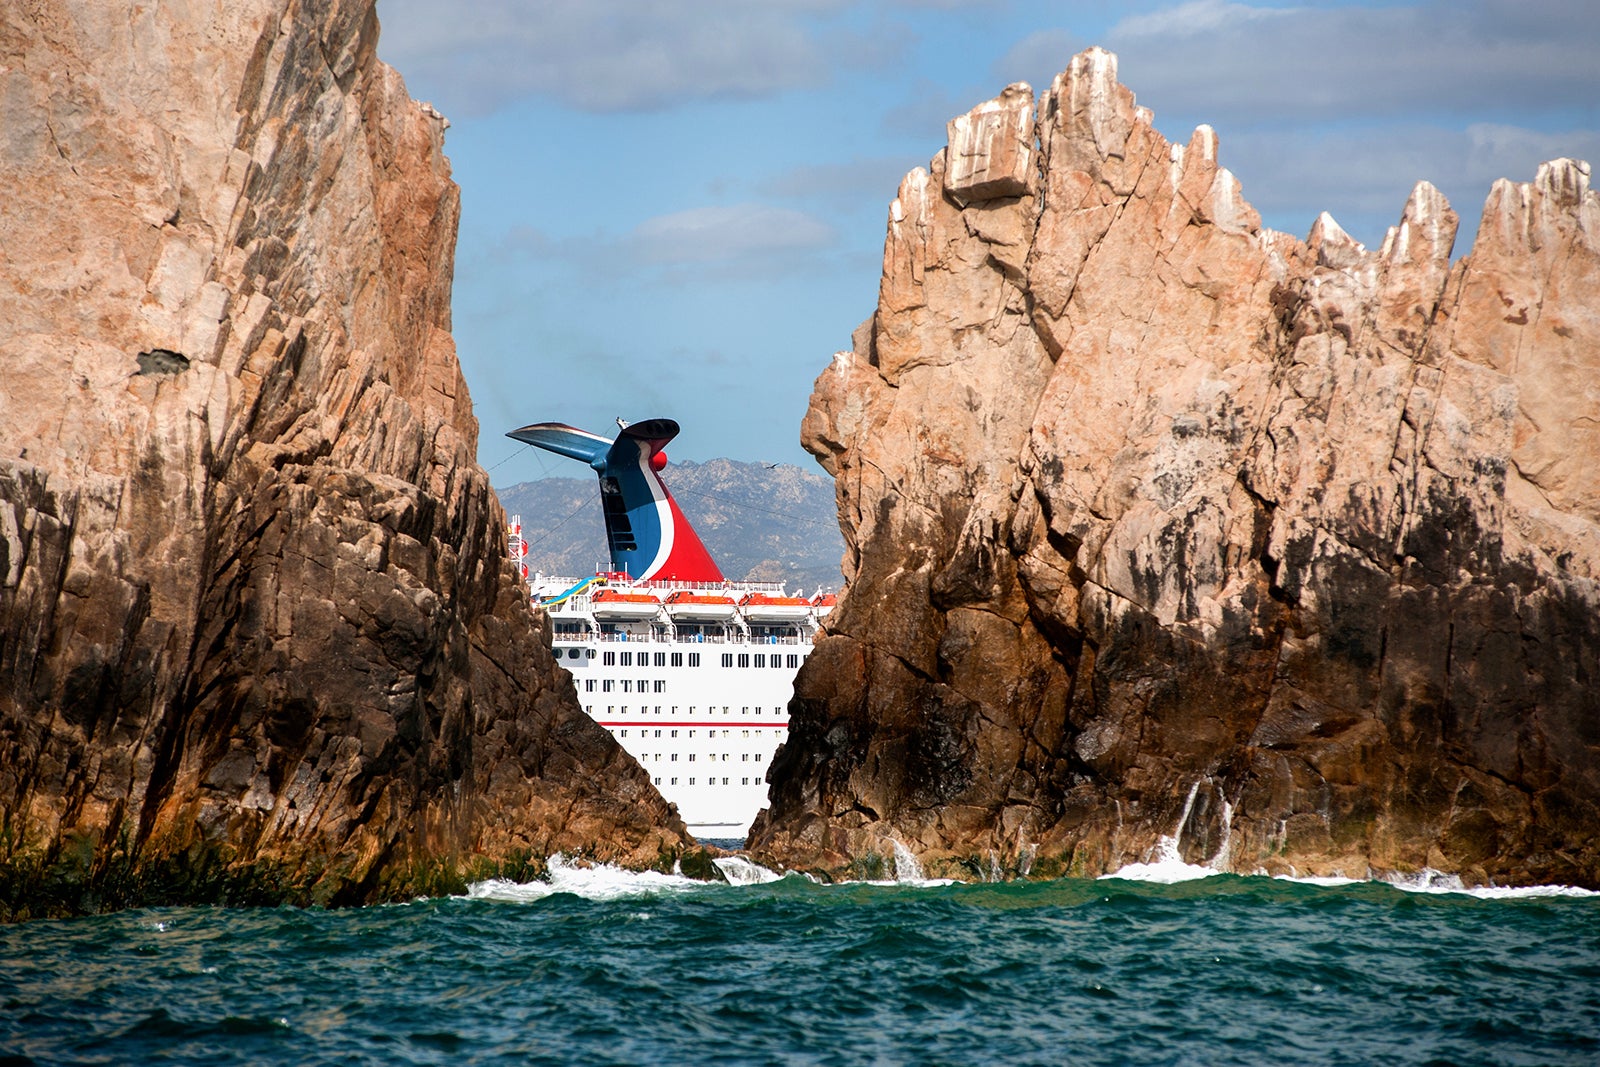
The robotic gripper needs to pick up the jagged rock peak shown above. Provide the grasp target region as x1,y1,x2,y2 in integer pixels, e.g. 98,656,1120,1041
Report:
944,82,1036,207
756,46,1600,889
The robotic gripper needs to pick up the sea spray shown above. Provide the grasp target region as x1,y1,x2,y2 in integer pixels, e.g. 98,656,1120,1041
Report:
889,839,924,883
712,856,783,886
1104,780,1220,883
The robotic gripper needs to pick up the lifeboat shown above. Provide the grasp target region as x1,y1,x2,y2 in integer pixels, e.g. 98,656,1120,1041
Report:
739,592,814,623
589,588,662,620
811,593,836,618
664,590,739,621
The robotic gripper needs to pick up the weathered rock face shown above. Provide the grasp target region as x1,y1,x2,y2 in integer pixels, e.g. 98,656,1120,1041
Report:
751,48,1600,887
0,0,686,918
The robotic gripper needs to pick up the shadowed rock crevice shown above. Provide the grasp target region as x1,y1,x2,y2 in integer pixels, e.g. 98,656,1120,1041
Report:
750,47,1600,887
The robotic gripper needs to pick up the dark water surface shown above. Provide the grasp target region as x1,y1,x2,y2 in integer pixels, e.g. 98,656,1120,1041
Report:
3,860,1598,1066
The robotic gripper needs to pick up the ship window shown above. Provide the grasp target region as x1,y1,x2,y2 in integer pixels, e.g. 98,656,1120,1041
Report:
722,653,733,668
773,658,784,669
622,680,631,693
654,653,666,667
689,778,695,785
755,654,766,667
638,678,647,690
788,655,799,668
756,754,763,762
671,754,678,761
723,706,729,714
620,730,627,737
737,654,750,668
567,648,580,659
671,777,677,785
587,649,596,659
688,653,700,667
689,730,695,738
742,706,748,715
654,680,665,693
671,730,678,738
603,652,616,666
602,680,614,693
655,777,661,785
742,754,749,761
689,754,695,761
743,777,750,785
722,778,729,785
671,653,683,667
654,730,661,738
620,652,632,666
585,679,595,692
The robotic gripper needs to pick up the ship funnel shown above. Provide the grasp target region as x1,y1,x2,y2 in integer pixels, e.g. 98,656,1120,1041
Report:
507,420,724,583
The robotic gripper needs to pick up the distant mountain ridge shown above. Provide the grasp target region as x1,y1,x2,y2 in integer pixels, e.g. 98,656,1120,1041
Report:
497,458,845,593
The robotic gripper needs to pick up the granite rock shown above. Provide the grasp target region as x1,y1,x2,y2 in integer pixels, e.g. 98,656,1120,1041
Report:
0,0,685,918
752,48,1600,887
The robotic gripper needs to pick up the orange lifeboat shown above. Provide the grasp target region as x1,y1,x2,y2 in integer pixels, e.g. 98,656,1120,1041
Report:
738,592,814,623
589,588,662,620
664,590,739,621
811,593,837,618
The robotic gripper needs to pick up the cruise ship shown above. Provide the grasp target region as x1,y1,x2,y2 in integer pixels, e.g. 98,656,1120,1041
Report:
505,418,833,840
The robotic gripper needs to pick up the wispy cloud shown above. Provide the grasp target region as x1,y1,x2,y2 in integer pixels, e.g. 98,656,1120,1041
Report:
631,204,837,265
376,0,901,115
1101,0,1600,125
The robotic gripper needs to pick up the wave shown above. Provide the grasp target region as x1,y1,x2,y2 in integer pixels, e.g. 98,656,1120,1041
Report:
465,855,709,903
1096,858,1597,899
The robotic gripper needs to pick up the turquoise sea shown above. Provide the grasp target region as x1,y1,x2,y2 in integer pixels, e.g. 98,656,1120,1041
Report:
3,855,1597,1066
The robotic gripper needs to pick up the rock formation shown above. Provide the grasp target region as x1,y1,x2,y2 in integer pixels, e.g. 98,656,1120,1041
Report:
750,48,1600,887
0,0,686,919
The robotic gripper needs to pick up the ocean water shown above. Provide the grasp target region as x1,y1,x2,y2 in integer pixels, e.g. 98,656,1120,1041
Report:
3,856,1598,1066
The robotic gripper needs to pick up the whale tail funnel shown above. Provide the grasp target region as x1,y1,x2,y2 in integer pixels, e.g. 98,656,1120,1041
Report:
507,419,724,583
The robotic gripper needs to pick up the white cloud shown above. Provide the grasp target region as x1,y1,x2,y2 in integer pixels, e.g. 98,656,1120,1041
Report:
631,204,837,264
376,0,896,115
1098,0,1600,125
1112,0,1299,39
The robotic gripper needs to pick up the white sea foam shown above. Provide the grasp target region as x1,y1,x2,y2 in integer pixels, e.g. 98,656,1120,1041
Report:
1382,868,1599,900
1100,857,1222,884
1273,874,1363,888
712,856,783,885
464,854,705,903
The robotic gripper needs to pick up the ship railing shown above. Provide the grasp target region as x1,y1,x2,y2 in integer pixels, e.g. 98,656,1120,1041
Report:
580,630,811,646
528,575,792,597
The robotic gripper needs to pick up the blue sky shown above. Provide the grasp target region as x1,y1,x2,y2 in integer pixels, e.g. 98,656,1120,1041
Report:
374,0,1598,482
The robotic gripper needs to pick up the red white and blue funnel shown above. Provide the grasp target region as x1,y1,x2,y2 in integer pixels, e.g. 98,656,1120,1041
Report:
507,418,724,583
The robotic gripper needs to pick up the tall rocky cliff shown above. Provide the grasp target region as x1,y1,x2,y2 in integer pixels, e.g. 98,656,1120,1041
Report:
0,0,685,918
750,49,1600,887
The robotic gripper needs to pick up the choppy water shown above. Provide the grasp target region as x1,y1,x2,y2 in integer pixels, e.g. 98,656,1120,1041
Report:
3,856,1598,1066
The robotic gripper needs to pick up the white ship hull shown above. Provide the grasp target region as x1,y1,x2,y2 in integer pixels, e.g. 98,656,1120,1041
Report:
534,570,826,840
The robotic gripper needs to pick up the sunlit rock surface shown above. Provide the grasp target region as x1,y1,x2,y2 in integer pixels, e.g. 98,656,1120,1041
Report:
0,0,685,918
751,48,1600,887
